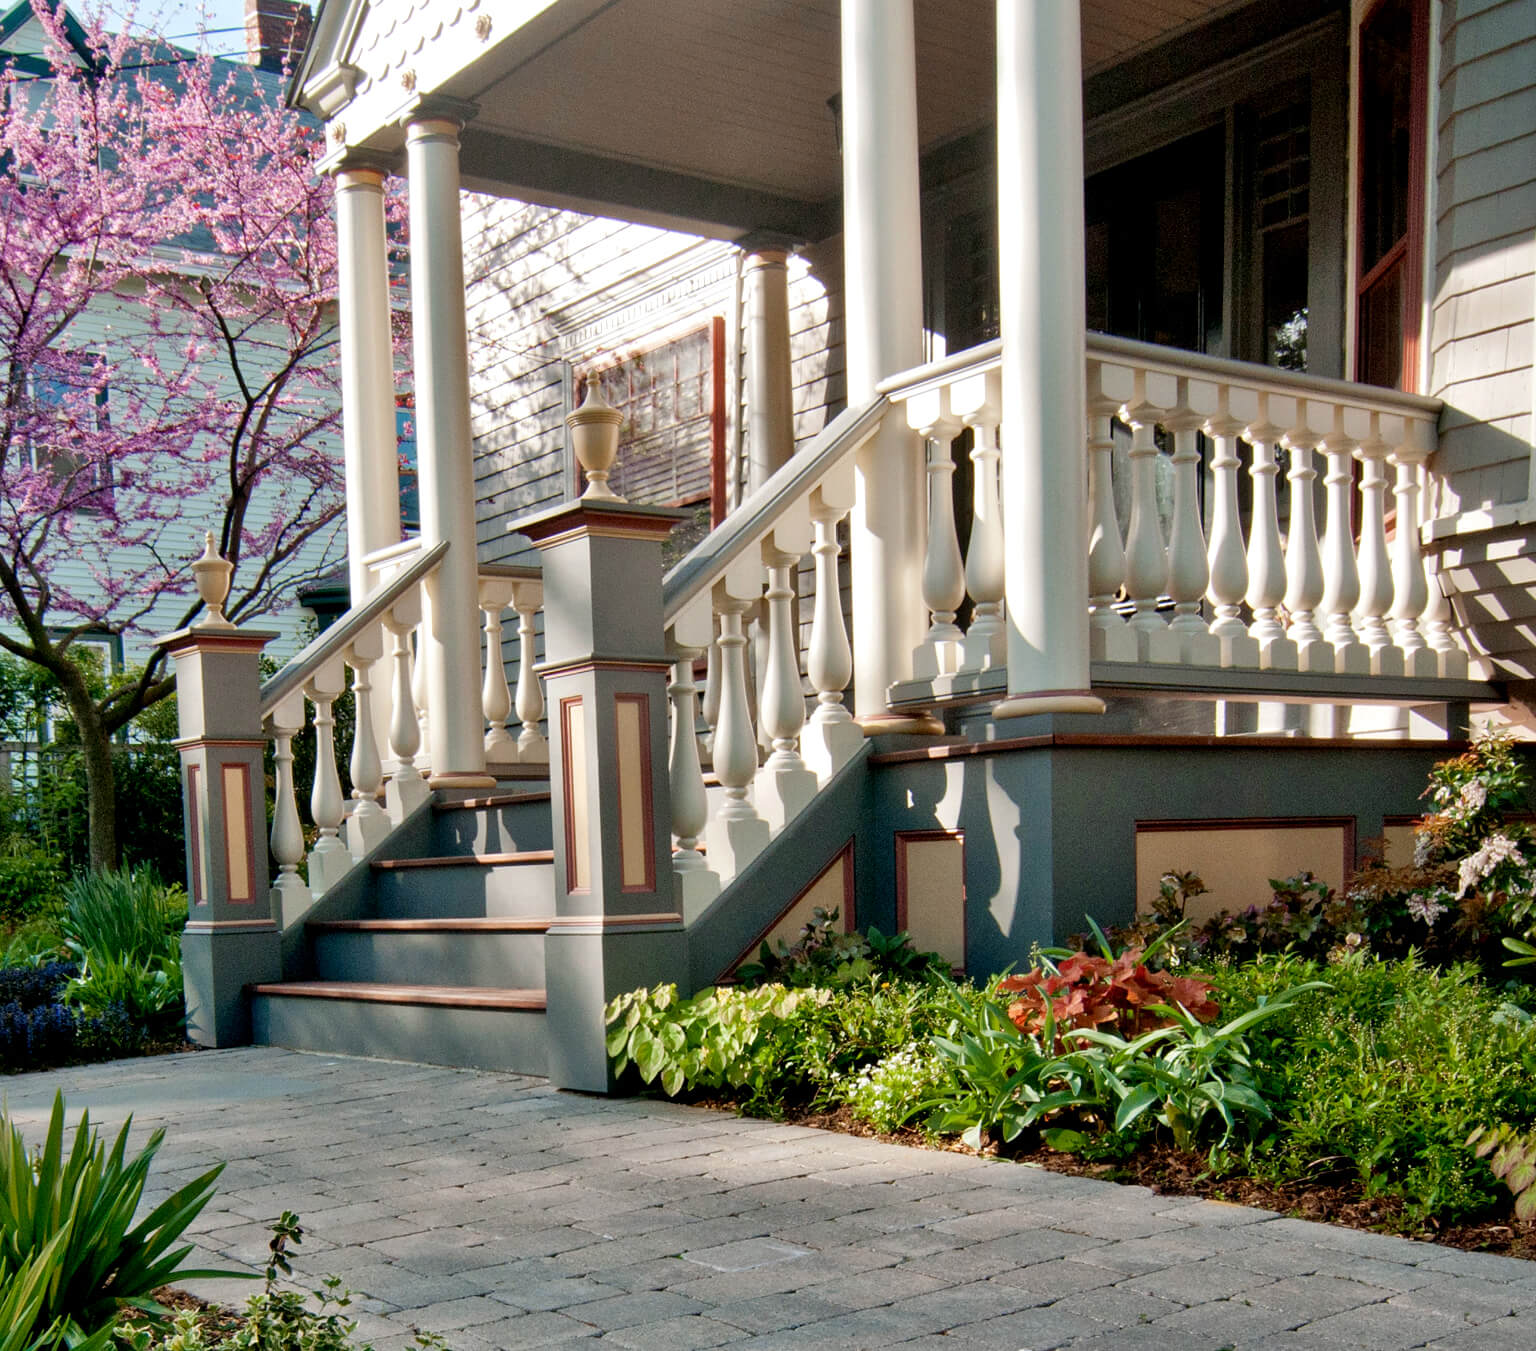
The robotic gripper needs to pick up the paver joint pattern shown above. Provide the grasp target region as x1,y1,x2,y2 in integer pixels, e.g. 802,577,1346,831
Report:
7,1048,1536,1350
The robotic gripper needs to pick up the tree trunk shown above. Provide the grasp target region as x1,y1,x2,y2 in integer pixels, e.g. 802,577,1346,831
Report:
57,666,118,872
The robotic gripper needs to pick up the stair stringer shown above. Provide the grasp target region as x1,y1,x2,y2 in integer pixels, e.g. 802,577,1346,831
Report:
685,743,874,992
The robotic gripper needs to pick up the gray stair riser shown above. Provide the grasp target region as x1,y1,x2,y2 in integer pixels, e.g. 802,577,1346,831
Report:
430,802,553,856
312,930,546,988
369,862,556,918
251,994,548,1076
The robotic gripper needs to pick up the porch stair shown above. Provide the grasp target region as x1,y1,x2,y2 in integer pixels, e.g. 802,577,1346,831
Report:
249,786,555,1074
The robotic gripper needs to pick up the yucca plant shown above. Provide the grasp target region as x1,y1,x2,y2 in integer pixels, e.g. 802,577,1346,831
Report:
0,1235,114,1351
0,1092,237,1341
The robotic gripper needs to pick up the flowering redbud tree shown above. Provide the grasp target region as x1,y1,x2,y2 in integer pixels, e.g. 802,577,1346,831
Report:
0,5,349,869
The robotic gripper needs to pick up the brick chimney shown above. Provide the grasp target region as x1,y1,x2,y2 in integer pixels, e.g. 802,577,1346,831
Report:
245,0,312,72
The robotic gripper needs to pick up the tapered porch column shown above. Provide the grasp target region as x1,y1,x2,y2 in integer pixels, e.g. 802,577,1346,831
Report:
404,109,494,788
744,246,795,493
993,0,1104,718
841,0,934,732
334,160,403,604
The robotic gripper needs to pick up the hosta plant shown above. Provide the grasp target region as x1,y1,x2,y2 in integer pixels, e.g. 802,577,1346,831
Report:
1467,1124,1536,1221
0,1092,234,1341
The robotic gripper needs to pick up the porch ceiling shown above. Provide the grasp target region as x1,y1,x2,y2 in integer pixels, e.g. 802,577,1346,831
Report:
329,0,1246,238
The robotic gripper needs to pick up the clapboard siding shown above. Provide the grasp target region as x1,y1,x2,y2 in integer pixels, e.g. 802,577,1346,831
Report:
1430,0,1536,516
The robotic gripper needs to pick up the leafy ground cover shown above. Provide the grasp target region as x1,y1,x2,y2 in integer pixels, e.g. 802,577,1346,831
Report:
606,734,1536,1257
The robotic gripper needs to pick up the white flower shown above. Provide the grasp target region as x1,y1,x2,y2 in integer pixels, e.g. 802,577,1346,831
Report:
1413,832,1433,868
1405,892,1448,927
1461,780,1488,813
1457,833,1526,898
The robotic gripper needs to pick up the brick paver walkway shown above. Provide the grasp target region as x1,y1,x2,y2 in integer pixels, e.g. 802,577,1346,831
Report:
8,1047,1536,1350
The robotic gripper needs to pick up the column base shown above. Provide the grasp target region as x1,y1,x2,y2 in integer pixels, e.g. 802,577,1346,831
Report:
994,690,1107,719
182,921,281,1048
857,711,944,735
428,771,499,790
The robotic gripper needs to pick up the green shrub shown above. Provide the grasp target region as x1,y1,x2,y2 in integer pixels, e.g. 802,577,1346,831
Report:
64,950,184,1028
62,866,185,969
0,1092,232,1341
734,907,947,989
1210,953,1536,1224
2,916,67,968
0,837,67,928
842,1043,947,1134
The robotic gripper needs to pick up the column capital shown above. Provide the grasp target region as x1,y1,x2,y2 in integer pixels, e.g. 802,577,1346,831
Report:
737,229,802,256
331,151,397,187
399,95,480,136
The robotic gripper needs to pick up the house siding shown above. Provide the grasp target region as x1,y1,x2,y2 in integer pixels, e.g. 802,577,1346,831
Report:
1429,0,1536,517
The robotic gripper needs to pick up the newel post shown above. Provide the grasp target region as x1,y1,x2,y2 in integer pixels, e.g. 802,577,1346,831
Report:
510,381,687,1092
157,533,281,1047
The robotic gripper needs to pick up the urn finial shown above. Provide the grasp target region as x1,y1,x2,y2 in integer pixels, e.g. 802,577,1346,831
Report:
191,531,236,629
566,371,625,501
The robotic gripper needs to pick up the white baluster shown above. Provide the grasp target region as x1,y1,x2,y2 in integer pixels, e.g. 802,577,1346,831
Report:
266,691,310,928
511,576,548,763
1282,406,1331,672
305,656,350,895
345,625,391,860
1120,371,1169,658
1390,419,1437,678
1204,389,1259,668
1243,395,1299,669
756,524,818,832
704,583,770,880
1422,532,1469,678
1353,414,1404,676
700,635,721,759
411,619,431,776
1086,360,1132,661
1318,404,1367,675
383,592,430,821
909,387,965,679
479,574,516,766
952,369,1006,671
667,626,720,922
803,485,863,783
1156,377,1218,666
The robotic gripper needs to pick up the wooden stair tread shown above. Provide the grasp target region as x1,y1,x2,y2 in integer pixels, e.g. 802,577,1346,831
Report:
309,917,553,934
372,849,554,870
435,791,552,811
249,981,546,1011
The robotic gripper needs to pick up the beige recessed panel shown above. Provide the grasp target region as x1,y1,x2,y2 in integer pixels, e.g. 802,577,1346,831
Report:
1135,824,1349,922
727,845,851,976
897,834,966,969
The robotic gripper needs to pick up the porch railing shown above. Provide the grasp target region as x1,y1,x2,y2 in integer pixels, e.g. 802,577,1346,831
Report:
258,540,549,927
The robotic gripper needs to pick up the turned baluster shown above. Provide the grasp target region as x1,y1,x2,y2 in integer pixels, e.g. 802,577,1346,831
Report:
952,369,1006,671
478,575,516,764
1204,390,1257,667
1120,371,1169,656
411,619,431,776
666,613,720,920
1318,404,1366,674
804,486,862,783
756,528,817,832
1086,361,1130,660
704,586,770,880
909,388,965,679
1161,377,1216,665
1422,534,1468,678
346,625,390,859
700,636,722,759
266,692,309,926
1282,405,1330,671
382,591,429,820
511,577,548,762
305,657,350,894
1353,413,1403,675
1390,419,1436,677
1244,396,1298,668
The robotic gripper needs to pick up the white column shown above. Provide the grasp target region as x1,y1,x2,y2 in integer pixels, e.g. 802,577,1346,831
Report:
404,112,494,788
994,0,1103,717
744,246,796,494
335,162,403,767
842,0,932,730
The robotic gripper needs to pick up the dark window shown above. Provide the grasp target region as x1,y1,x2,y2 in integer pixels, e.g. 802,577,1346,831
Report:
1355,0,1427,391
1255,95,1311,370
28,353,112,513
586,319,725,564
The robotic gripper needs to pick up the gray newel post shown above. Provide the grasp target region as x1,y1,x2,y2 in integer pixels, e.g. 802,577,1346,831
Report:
512,377,687,1092
156,533,281,1047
